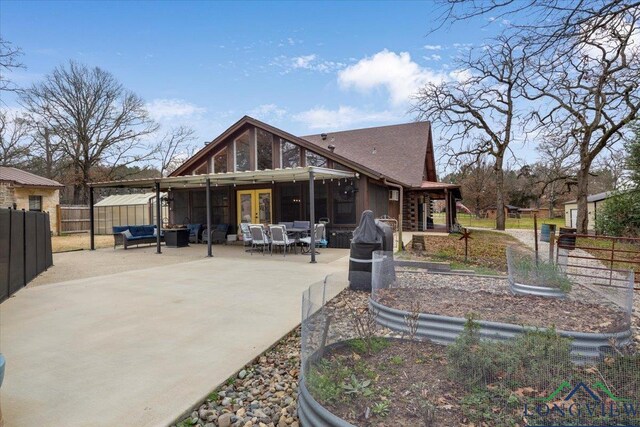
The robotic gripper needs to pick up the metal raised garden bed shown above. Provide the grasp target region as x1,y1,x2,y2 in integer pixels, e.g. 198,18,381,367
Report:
508,279,567,298
370,298,632,363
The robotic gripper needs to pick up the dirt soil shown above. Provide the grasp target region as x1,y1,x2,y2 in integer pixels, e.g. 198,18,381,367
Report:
376,286,629,333
316,340,469,427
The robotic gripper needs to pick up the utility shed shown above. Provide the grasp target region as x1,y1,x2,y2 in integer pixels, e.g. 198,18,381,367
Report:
94,192,167,234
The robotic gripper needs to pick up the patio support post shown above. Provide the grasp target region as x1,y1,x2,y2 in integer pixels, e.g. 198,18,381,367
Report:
89,185,95,250
206,178,212,257
309,170,316,263
155,181,162,254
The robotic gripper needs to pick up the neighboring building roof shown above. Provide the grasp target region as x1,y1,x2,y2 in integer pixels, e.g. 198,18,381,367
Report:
563,191,614,204
0,166,64,188
302,121,436,187
94,192,165,207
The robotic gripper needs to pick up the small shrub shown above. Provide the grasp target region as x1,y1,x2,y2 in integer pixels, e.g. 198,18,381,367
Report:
390,355,404,365
371,400,390,417
347,337,389,355
341,374,373,397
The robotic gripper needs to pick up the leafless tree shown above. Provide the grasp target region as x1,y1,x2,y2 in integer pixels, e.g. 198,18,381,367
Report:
20,61,159,204
523,9,640,232
28,122,65,180
413,36,526,230
457,156,496,216
154,126,197,177
0,37,25,96
0,109,30,167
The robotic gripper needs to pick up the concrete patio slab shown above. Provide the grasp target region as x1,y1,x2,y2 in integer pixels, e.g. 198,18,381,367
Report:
0,252,349,427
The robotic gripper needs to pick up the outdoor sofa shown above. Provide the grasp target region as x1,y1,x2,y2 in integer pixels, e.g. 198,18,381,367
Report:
113,225,163,249
201,224,230,244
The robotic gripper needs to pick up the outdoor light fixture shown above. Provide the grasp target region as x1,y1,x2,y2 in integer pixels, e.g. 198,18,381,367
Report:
160,195,174,207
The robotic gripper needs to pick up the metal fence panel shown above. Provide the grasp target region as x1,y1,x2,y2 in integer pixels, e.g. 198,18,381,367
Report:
36,212,46,273
0,209,9,302
24,211,38,284
44,212,53,268
9,210,25,296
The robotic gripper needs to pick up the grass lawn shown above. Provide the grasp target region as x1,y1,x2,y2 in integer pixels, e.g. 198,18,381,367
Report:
401,229,525,273
52,234,113,253
433,212,565,230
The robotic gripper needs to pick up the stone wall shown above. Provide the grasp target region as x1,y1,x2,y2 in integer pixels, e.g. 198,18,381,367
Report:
10,186,60,235
0,182,16,208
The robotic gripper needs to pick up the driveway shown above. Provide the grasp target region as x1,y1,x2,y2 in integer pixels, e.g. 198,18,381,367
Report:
0,251,348,426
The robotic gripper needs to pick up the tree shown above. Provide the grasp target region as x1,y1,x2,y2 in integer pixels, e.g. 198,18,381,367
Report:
627,122,640,186
0,37,25,96
154,126,197,177
20,61,158,204
0,109,30,167
456,158,496,216
524,9,640,233
413,36,526,230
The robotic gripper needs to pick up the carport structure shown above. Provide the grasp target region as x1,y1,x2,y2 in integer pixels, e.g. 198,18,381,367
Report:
89,166,355,262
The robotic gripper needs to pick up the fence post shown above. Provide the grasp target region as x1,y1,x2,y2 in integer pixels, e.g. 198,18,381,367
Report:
549,230,555,263
22,209,26,287
609,238,615,288
56,204,61,236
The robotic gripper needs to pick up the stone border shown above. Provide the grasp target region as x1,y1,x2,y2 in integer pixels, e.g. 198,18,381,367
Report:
509,279,567,298
370,298,632,363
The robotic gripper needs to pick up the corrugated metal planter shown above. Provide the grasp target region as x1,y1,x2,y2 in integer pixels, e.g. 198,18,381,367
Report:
298,379,355,427
509,279,567,298
370,298,632,363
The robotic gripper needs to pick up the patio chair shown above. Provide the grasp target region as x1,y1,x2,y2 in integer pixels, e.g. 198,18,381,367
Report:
249,224,271,255
299,223,327,253
187,223,202,243
239,223,253,251
269,224,296,256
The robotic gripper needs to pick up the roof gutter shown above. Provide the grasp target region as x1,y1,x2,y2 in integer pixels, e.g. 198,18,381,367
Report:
384,178,404,251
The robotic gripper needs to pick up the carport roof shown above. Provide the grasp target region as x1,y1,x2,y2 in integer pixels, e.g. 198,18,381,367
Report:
89,166,355,190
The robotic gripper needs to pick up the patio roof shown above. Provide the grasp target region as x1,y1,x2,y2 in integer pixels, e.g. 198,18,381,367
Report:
89,166,355,190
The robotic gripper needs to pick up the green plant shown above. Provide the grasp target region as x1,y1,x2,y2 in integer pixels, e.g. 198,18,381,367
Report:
371,400,390,417
595,190,640,238
306,362,344,403
347,337,389,355
461,388,520,426
509,249,572,292
207,391,219,401
341,374,373,397
389,355,404,365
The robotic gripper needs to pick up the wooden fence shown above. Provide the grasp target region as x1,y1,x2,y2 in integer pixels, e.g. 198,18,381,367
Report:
57,205,90,234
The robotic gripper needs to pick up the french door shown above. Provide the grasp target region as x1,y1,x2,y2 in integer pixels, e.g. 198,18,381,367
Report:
237,189,272,225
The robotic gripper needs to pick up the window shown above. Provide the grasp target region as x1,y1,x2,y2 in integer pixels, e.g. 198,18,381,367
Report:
306,151,327,167
281,139,301,168
256,129,273,170
234,131,251,172
279,183,302,221
213,148,228,173
29,195,42,212
314,181,328,220
333,182,356,224
193,162,208,175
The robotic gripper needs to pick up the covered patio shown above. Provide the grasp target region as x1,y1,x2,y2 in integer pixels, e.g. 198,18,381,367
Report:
89,166,355,263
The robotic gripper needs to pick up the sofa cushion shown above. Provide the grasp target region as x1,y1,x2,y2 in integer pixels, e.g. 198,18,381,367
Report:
122,229,133,239
113,226,129,234
129,225,155,237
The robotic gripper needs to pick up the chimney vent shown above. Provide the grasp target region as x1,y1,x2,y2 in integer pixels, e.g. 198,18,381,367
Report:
321,133,327,140
328,144,336,152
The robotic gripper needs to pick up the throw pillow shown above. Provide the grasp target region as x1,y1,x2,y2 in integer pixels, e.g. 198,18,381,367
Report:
122,229,133,239
153,227,158,237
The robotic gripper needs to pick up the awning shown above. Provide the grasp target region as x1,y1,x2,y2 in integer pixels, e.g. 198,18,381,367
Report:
89,166,355,190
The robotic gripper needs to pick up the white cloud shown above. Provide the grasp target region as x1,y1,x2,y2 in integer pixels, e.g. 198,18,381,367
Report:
293,106,402,130
145,99,206,121
337,49,448,106
423,44,442,51
249,104,287,122
272,54,346,74
423,54,442,61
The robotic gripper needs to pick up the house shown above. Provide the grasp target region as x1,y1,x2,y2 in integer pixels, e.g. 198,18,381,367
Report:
564,191,614,230
0,167,63,234
483,204,521,219
89,116,462,251
167,116,461,233
93,192,168,235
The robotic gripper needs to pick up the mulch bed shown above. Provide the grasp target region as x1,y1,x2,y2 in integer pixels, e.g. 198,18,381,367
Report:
375,286,629,333
311,339,469,427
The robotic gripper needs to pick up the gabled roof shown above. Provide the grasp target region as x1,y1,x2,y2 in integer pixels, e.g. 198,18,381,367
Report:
169,116,436,187
94,192,165,207
0,167,63,188
302,121,436,187
564,191,614,204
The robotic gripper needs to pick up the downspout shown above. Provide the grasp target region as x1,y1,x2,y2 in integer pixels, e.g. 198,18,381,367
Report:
384,179,403,251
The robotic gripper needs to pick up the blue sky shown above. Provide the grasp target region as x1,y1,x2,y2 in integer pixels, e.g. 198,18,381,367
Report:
1,1,511,168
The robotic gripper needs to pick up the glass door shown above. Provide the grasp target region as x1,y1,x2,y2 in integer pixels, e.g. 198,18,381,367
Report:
237,189,272,225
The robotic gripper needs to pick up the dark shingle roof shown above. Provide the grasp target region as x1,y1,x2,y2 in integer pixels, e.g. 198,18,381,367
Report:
564,191,613,204
0,167,64,188
301,121,434,187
